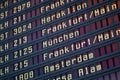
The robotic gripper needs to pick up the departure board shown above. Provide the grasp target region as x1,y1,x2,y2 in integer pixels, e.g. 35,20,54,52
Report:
0,0,120,80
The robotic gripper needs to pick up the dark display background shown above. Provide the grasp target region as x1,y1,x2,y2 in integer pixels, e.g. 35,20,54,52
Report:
0,0,120,80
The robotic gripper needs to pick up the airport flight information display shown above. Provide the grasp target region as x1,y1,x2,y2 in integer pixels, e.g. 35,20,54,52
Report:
0,0,120,80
